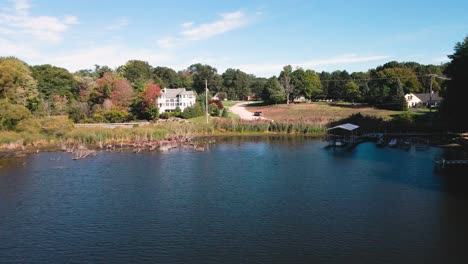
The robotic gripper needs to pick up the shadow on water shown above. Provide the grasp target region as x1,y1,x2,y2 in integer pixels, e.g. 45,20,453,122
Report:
325,142,468,198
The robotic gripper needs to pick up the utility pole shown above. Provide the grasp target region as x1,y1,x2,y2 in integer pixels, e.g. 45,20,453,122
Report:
205,79,208,124
429,75,434,113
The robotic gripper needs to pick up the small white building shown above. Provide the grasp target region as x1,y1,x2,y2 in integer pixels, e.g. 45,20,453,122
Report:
158,88,196,112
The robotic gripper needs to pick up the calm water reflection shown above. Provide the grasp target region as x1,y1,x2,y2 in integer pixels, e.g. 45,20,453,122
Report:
1,137,467,263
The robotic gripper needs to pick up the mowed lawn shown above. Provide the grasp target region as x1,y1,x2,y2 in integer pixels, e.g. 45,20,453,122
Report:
245,103,405,125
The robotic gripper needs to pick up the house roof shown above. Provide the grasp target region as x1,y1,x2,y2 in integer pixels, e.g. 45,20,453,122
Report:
327,123,359,131
162,88,195,98
413,93,442,102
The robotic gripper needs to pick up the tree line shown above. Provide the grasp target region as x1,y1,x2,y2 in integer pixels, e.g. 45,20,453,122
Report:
1,34,467,129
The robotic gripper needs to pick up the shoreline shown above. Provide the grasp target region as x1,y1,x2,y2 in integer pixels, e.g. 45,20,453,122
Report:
0,132,326,159
1,132,465,160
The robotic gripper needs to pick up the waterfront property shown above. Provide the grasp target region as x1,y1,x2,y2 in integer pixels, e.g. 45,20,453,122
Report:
405,92,443,108
158,88,196,112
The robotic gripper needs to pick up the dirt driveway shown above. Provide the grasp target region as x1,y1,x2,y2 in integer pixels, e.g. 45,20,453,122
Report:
230,102,270,121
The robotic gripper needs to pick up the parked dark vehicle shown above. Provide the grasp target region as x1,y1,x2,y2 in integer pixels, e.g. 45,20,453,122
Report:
254,111,262,117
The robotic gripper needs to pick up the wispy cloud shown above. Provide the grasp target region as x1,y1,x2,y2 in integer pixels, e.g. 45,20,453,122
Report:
236,55,391,77
107,18,129,30
181,11,249,40
432,56,450,64
181,22,193,28
0,0,78,43
158,10,253,48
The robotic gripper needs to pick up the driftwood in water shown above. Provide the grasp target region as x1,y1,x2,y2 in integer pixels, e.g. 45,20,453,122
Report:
72,146,96,160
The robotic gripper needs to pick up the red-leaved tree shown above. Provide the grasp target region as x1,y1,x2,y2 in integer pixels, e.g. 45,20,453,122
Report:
110,79,135,108
141,84,162,108
140,83,162,120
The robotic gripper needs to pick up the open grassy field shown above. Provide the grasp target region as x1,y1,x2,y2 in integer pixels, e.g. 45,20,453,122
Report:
245,102,407,125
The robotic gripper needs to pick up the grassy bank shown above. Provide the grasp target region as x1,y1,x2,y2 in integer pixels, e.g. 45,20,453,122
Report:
0,116,326,152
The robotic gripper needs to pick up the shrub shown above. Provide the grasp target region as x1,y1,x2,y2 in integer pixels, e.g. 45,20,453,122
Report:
221,108,229,117
0,100,32,130
209,99,224,109
40,116,74,137
182,104,204,119
103,109,130,123
160,112,172,119
68,101,89,122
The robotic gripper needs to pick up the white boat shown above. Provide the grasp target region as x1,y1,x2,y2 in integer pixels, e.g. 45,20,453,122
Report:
388,139,397,147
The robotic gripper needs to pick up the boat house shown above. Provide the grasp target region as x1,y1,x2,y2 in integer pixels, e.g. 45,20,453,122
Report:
326,123,359,147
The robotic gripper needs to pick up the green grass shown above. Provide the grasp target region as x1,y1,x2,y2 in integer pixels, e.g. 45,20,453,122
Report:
227,111,240,119
188,115,212,123
222,100,241,107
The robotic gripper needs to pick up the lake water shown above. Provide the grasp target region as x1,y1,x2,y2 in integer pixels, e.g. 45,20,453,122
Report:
1,137,468,263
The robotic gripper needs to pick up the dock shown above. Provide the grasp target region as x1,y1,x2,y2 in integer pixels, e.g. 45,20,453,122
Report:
434,158,468,170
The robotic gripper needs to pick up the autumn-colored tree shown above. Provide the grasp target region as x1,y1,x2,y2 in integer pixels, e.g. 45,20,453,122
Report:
209,99,224,109
140,83,162,120
141,84,162,107
92,72,133,108
110,79,135,108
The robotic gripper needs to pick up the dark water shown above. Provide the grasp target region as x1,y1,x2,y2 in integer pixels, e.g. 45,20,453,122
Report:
1,137,468,263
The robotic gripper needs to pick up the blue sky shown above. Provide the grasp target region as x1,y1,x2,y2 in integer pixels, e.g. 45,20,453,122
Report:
0,0,466,77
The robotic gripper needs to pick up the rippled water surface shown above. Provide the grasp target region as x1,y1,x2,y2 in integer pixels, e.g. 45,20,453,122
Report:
1,137,468,263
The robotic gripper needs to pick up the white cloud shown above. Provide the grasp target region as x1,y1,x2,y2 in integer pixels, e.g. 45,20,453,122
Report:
12,0,30,10
0,0,78,43
181,11,248,40
236,55,391,77
159,10,252,48
108,18,129,30
64,15,79,25
181,22,193,28
432,56,449,64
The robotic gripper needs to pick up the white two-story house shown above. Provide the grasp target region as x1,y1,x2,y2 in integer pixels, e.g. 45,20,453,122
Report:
158,88,196,112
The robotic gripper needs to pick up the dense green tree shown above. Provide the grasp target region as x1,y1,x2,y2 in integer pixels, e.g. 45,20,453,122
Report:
350,72,371,100
187,63,222,94
153,66,179,88
327,70,351,99
0,57,39,109
343,81,361,102
176,70,194,88
262,77,285,104
374,67,420,94
442,36,468,129
250,78,267,99
319,71,332,97
292,68,322,99
222,68,251,100
118,60,153,90
31,64,78,100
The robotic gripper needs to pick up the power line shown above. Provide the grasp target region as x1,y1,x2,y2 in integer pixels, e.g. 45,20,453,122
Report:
319,74,449,82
